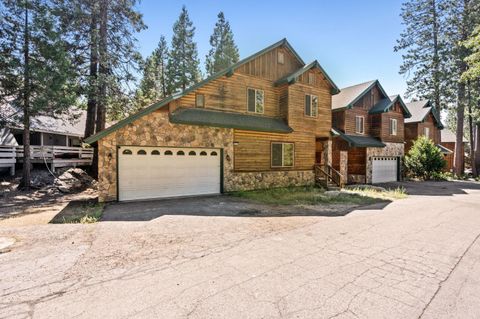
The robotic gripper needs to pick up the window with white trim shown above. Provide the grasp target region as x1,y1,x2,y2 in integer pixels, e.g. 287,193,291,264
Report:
424,127,430,138
271,143,294,167
308,73,315,85
305,94,318,117
389,118,397,135
247,88,264,114
355,116,365,134
195,94,205,108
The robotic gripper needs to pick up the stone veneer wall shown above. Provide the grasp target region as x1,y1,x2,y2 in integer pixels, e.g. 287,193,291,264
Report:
365,142,404,183
97,110,315,201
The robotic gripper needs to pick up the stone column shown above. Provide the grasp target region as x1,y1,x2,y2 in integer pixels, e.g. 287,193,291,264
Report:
327,140,333,166
340,150,348,185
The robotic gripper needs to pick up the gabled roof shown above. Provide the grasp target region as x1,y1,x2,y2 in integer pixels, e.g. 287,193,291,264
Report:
368,95,411,117
441,129,467,143
331,128,385,148
332,80,389,111
1,99,86,137
170,108,293,133
405,100,443,128
274,60,340,94
85,38,325,144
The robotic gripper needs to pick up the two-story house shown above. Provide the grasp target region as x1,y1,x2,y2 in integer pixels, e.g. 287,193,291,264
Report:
404,100,444,152
331,80,411,184
85,39,340,202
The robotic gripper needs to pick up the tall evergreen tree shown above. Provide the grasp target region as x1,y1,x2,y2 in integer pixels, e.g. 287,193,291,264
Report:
0,0,78,188
394,0,451,112
134,35,169,111
205,12,239,76
167,6,200,93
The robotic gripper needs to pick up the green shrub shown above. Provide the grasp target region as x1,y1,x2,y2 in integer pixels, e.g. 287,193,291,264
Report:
405,136,446,180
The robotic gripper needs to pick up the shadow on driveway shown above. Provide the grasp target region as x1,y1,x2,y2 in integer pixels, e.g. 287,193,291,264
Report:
376,180,480,196
100,195,391,222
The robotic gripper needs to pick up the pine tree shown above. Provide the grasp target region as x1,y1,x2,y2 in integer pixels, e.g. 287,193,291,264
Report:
394,0,451,112
0,0,78,189
167,6,200,93
134,35,169,111
205,12,239,76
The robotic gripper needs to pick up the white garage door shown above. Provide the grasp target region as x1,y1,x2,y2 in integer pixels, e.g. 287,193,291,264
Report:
118,146,221,201
372,157,398,184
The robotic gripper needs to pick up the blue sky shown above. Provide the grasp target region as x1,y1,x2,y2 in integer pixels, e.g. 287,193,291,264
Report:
136,0,408,98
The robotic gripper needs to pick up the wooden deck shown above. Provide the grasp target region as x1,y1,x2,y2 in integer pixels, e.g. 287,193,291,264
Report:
14,145,93,173
0,145,16,176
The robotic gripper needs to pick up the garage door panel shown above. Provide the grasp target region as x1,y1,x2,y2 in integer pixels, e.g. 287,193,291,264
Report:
372,157,398,184
118,146,221,201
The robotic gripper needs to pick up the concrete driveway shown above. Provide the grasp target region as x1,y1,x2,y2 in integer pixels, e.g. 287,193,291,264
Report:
1,181,480,318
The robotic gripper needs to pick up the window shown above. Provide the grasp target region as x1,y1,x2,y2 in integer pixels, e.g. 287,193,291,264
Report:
305,94,318,117
271,143,294,167
122,149,132,155
177,150,185,156
390,119,397,136
151,150,160,155
210,151,218,156
247,88,264,114
189,151,196,156
424,127,430,138
200,151,207,156
278,51,284,64
355,116,365,134
137,150,147,155
196,94,205,108
308,73,315,85
165,150,173,155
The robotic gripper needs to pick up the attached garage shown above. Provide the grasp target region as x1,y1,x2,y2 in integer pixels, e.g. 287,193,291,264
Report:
371,156,399,183
118,146,221,201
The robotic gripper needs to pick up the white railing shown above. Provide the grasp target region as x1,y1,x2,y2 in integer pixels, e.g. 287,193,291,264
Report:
15,145,93,160
0,145,16,164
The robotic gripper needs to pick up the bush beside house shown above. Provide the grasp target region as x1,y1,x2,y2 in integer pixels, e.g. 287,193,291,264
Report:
405,136,446,180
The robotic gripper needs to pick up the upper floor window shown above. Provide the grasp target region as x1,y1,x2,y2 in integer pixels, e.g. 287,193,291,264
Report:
247,88,264,114
271,142,294,168
308,73,315,85
424,127,430,138
305,94,318,117
278,51,285,64
390,118,397,136
355,116,365,134
196,94,205,108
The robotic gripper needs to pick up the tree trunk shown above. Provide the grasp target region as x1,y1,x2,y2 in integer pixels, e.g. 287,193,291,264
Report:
454,82,466,176
475,123,480,177
20,2,31,189
84,3,98,138
95,0,107,133
431,0,441,111
467,85,476,176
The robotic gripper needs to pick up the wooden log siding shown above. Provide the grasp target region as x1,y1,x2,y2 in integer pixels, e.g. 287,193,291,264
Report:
233,130,315,172
379,103,405,143
235,46,302,81
347,147,366,175
417,113,440,144
173,73,283,117
332,111,345,131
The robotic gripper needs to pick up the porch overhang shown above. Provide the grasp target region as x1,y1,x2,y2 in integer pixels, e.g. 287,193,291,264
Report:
331,128,385,148
436,144,453,154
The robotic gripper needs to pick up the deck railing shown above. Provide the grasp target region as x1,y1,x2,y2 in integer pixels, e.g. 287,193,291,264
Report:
0,145,16,175
314,164,344,188
15,145,93,160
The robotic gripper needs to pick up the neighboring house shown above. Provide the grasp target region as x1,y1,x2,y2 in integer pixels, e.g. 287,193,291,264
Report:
0,102,92,174
440,129,467,172
331,80,411,184
85,39,340,202
404,100,444,153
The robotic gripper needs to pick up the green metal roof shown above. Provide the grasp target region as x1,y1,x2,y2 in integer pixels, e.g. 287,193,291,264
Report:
274,60,340,94
331,128,385,148
436,144,453,154
84,38,305,144
368,95,412,118
170,108,293,133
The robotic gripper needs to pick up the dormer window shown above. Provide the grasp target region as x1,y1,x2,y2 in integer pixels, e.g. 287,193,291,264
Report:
308,73,315,85
424,127,430,138
195,94,205,108
305,94,318,117
247,88,264,114
355,116,365,134
390,118,397,136
278,51,285,64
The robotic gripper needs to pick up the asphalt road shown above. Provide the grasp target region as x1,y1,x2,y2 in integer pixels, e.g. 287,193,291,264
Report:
1,181,479,318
